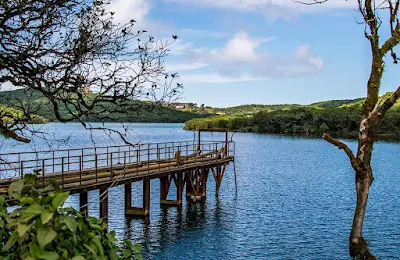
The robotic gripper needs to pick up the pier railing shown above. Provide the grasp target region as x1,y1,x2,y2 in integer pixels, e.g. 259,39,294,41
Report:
0,140,234,182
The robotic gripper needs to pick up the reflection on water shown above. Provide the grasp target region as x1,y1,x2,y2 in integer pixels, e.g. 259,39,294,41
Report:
3,123,400,259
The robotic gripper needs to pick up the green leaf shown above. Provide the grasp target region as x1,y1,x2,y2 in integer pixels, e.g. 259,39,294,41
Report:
20,197,36,205
20,204,43,223
83,243,97,255
36,251,59,260
52,192,69,209
61,216,77,232
48,179,61,192
89,223,103,231
132,243,143,253
37,228,57,248
134,253,143,260
41,211,54,225
17,223,33,237
6,216,19,227
29,243,41,259
92,236,104,256
0,195,5,206
122,249,131,258
71,256,85,260
24,174,37,186
62,249,68,259
2,231,18,251
124,239,133,248
8,180,24,199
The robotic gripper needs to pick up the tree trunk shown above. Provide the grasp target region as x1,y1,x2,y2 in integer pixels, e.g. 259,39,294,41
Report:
349,169,375,260
350,116,379,260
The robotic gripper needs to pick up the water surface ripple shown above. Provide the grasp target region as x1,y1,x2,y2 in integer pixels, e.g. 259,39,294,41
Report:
3,123,400,259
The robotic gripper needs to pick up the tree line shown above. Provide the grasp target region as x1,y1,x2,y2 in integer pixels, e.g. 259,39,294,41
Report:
185,104,400,139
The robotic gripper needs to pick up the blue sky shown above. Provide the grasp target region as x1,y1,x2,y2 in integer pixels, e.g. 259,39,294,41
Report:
110,0,399,107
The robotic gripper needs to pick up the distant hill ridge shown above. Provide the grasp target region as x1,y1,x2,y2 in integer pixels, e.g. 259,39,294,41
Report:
0,89,211,123
184,93,400,139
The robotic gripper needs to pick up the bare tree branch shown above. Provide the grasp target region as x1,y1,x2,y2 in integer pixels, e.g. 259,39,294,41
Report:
0,0,181,144
378,86,400,115
322,132,361,171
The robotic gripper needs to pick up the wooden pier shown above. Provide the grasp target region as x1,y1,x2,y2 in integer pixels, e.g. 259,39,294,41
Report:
0,133,234,222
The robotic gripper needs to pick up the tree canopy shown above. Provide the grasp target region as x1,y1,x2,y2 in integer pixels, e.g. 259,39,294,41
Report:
0,0,181,143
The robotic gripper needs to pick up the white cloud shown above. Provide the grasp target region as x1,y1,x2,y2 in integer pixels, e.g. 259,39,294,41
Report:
179,73,265,83
220,31,262,62
168,39,194,55
186,31,275,63
183,31,324,79
167,62,209,72
108,0,172,33
166,0,355,10
109,0,149,24
178,28,229,38
0,82,20,91
165,0,356,21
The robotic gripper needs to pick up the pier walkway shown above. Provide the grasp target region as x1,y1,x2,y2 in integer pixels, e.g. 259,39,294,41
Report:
0,132,234,221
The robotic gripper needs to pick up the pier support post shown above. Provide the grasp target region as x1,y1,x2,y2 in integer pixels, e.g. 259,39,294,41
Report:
160,173,183,207
160,176,168,202
125,180,150,217
185,171,194,198
200,168,209,197
177,173,183,203
185,168,209,202
99,188,108,223
212,165,227,197
143,179,150,215
79,191,88,217
125,183,132,210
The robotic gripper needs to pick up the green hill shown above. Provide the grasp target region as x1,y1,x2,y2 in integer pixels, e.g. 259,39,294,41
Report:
309,98,365,109
185,95,400,139
0,89,212,123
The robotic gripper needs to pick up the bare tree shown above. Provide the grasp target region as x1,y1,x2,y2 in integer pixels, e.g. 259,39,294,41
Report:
297,0,400,259
0,0,181,144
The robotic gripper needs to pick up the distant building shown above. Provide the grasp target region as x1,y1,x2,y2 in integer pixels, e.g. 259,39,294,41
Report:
172,102,197,109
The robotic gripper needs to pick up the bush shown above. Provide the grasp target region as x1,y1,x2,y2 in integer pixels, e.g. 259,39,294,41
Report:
0,175,142,260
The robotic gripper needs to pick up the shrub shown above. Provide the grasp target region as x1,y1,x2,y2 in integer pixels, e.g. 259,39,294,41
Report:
0,175,142,260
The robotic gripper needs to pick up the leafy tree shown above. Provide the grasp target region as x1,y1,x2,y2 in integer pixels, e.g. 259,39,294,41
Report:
298,0,400,259
0,0,181,144
0,174,142,259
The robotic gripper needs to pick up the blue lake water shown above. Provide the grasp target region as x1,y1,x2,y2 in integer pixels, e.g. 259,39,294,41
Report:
2,123,400,259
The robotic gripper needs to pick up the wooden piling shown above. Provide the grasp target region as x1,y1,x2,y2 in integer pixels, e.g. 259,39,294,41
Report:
177,173,183,203
160,173,183,207
143,179,150,215
79,191,88,217
125,183,132,210
185,171,194,198
126,179,151,217
99,188,108,223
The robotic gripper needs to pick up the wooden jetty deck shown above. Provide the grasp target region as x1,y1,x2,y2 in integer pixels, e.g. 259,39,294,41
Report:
0,133,235,222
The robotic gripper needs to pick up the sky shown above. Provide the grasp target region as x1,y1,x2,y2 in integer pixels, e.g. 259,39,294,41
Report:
93,1,397,107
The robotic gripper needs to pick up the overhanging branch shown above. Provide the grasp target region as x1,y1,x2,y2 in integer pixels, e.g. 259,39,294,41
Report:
378,86,400,116
322,133,360,171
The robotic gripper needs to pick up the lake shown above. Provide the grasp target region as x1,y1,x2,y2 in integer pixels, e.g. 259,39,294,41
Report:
2,123,400,259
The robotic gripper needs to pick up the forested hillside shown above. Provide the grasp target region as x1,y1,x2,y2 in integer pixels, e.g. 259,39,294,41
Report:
0,89,211,123
185,95,400,138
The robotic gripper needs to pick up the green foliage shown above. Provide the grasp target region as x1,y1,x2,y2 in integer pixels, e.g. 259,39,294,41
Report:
0,89,211,123
0,105,47,125
0,175,142,260
185,104,400,138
